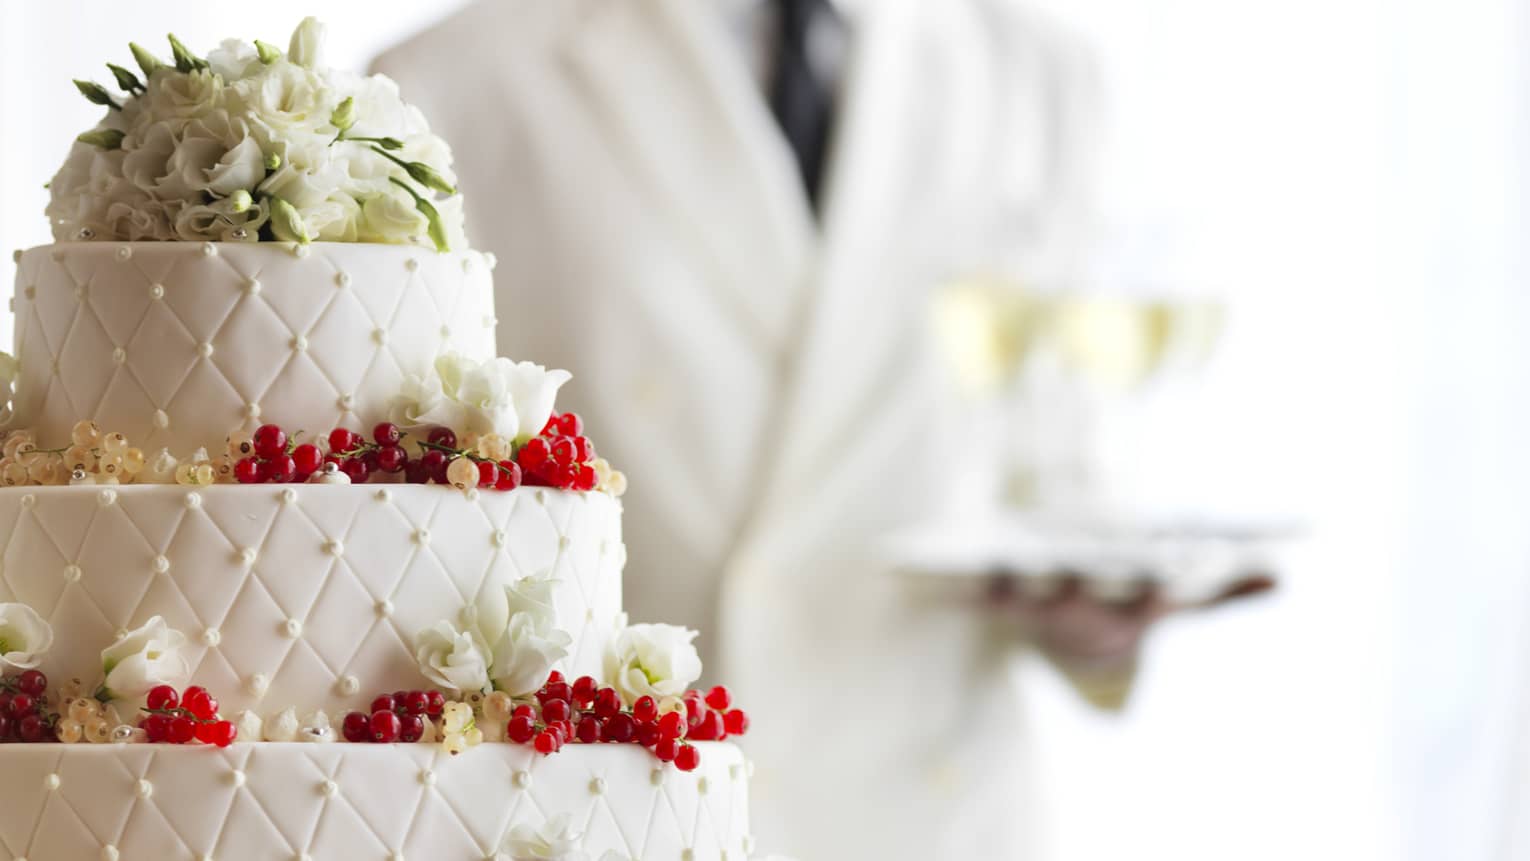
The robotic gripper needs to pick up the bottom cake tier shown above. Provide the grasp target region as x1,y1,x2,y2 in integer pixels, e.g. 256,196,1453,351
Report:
0,742,752,861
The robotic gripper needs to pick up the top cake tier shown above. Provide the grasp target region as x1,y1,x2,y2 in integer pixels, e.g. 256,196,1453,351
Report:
10,242,497,451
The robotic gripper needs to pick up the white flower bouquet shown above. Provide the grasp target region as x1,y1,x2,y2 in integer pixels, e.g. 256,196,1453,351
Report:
49,17,465,250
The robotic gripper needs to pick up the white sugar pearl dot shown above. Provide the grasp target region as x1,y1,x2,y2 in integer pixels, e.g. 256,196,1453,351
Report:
202,628,221,647
246,402,261,419
111,347,125,364
114,628,128,640
102,846,119,861
230,770,246,787
21,493,35,508
372,328,387,345
152,555,169,574
682,851,694,861
64,564,81,583
150,283,165,299
374,488,392,503
376,600,394,618
247,673,268,695
97,489,116,507
585,608,595,623
464,488,480,502
589,777,606,795
558,535,570,550
412,529,430,546
319,779,337,797
23,285,35,299
512,771,531,789
281,488,297,504
405,258,420,271
136,779,152,799
698,776,709,795
292,244,310,259
418,769,435,786
324,539,343,556
485,252,498,270
184,491,202,508
290,335,307,352
337,675,359,695
729,764,743,781
198,342,214,358
44,773,60,790
116,246,132,261
237,548,257,566
337,394,354,409
535,490,547,505
201,242,217,257
245,277,261,294
335,272,351,288
283,619,303,639
390,853,404,861
651,768,665,786
74,287,84,302
491,530,506,547
154,409,170,428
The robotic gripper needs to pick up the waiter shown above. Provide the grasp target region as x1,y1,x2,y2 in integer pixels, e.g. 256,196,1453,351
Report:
376,2,1250,857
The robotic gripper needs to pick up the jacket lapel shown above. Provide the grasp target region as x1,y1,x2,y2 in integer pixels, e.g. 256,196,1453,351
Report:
562,0,815,356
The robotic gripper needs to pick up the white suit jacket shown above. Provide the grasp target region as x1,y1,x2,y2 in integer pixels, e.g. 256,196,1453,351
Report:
376,2,1100,857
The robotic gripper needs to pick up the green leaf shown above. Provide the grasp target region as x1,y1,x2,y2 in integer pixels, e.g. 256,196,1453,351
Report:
76,128,126,150
106,63,143,93
390,177,450,252
129,42,164,78
254,39,281,65
166,33,205,73
72,79,119,110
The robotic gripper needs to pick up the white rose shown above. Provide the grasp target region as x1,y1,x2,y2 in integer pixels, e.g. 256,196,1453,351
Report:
231,61,333,142
415,621,491,695
121,120,179,195
204,134,266,196
455,358,519,437
328,72,427,140
490,614,572,698
357,186,428,244
288,17,328,70
140,67,224,122
386,370,466,433
107,196,179,242
100,616,190,705
474,569,558,648
501,813,588,861
503,360,573,445
604,624,703,705
207,39,264,82
306,193,363,242
0,603,53,671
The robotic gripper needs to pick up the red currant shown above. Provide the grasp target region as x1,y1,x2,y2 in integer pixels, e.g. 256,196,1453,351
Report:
594,688,622,720
507,715,537,743
145,684,179,711
654,737,680,762
342,711,369,743
556,413,584,436
341,457,370,484
576,717,602,744
292,444,323,477
370,710,402,743
540,416,560,436
692,710,725,741
6,693,33,717
602,713,635,743
425,691,446,718
195,719,235,746
18,713,47,743
512,703,536,721
252,424,287,460
328,428,362,455
398,714,425,743
418,449,447,483
541,681,572,704
405,460,430,484
658,711,686,740
182,687,218,721
723,709,750,736
260,454,297,483
705,686,732,711
362,449,381,473
518,438,550,470
674,743,701,772
533,729,559,754
685,697,705,728
572,676,599,706
573,464,598,492
168,716,196,744
546,670,566,685
477,460,498,488
573,436,595,462
376,445,408,473
16,670,47,697
427,427,457,449
234,456,262,484
141,713,169,742
494,460,522,491
551,437,577,465
403,691,429,716
541,698,571,723
373,422,402,446
554,461,580,489
637,721,662,748
633,696,658,723
370,694,397,715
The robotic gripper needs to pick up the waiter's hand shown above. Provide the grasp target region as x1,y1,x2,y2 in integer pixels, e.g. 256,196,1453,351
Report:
988,574,1275,707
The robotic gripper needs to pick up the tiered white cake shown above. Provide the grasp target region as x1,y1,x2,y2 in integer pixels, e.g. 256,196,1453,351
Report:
0,19,761,861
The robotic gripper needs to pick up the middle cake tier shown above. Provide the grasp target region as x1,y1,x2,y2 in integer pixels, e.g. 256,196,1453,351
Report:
0,484,624,716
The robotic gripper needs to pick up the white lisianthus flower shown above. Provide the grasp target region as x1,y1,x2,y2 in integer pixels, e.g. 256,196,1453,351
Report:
288,16,327,69
386,369,467,434
604,623,703,705
415,620,492,695
231,61,333,142
99,616,190,705
206,39,264,82
358,186,429,244
204,133,266,196
0,603,53,671
504,360,574,445
139,67,224,123
476,572,571,697
121,120,179,195
500,813,589,861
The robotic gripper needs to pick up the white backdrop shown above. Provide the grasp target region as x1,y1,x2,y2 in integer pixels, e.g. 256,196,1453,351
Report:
4,1,1529,860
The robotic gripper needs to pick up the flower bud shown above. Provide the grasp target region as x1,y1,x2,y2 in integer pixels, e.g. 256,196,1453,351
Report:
73,79,118,109
405,161,458,196
330,96,356,134
264,151,281,171
288,16,327,69
227,189,253,213
76,128,125,150
106,63,142,94
254,39,281,65
166,34,205,73
129,42,164,78
269,197,310,244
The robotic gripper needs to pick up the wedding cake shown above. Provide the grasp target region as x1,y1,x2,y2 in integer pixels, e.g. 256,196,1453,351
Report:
0,20,766,861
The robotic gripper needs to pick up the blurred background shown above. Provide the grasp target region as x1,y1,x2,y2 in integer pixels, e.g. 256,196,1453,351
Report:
3,1,1529,859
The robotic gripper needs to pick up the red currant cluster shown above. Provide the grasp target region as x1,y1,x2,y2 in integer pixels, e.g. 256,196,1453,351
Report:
341,689,447,743
138,684,237,747
517,413,599,491
0,670,55,743
232,424,326,483
325,423,417,485
506,672,749,771
404,426,523,490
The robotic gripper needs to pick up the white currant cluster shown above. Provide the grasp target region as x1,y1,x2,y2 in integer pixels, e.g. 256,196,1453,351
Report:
0,422,232,488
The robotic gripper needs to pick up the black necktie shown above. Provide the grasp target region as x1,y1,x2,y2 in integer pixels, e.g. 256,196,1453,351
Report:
769,0,835,212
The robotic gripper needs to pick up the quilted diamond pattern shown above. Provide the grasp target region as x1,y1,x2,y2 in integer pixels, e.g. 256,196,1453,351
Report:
0,486,625,716
10,243,497,450
0,742,752,861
